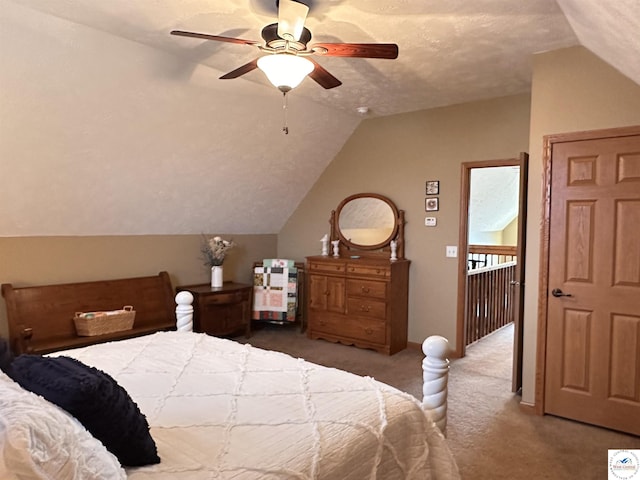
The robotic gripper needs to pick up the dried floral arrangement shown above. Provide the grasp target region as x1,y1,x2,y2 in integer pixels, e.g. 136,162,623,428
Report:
201,235,236,267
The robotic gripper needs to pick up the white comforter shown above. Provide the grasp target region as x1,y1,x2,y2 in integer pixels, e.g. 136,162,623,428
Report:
57,331,459,479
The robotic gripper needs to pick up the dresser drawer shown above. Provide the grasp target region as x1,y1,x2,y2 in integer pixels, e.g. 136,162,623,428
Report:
199,290,248,306
346,264,390,278
308,261,346,275
346,297,386,320
346,279,386,300
311,314,386,344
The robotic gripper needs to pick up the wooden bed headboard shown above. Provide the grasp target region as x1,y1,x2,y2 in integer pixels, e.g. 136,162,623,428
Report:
1,271,177,355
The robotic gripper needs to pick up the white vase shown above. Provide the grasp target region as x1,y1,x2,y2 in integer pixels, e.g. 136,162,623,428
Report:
211,265,223,288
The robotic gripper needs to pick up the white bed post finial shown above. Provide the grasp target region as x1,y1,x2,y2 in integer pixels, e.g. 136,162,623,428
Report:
175,291,194,332
422,335,450,433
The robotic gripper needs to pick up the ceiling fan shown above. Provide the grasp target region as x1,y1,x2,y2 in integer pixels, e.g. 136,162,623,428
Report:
170,0,399,93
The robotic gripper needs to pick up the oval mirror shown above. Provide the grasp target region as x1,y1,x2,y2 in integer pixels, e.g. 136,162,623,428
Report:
336,193,399,249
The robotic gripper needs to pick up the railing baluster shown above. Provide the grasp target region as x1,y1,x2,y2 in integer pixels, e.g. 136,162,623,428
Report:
464,260,516,347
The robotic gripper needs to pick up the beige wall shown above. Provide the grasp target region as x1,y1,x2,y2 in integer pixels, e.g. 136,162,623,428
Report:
521,46,640,405
468,230,503,245
502,217,518,246
0,234,277,338
279,93,532,345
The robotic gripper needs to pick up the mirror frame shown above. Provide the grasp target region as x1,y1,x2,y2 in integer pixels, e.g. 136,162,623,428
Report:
330,193,405,259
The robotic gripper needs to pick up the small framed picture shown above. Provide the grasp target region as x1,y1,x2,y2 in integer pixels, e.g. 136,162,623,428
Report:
425,197,439,212
426,180,440,195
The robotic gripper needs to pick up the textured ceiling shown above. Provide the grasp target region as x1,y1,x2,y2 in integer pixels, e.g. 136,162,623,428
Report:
5,0,585,117
556,0,640,86
1,0,638,236
469,166,520,233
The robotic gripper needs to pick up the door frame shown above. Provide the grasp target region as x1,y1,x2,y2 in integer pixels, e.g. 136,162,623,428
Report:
534,125,640,414
455,153,528,391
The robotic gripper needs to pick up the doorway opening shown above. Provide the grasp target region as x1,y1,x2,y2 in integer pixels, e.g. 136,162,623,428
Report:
456,154,528,393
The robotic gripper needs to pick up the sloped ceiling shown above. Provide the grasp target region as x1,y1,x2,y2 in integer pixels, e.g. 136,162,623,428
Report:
0,0,638,236
556,0,640,85
469,166,520,233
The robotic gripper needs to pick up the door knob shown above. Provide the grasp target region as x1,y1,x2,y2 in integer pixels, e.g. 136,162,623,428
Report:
551,288,572,298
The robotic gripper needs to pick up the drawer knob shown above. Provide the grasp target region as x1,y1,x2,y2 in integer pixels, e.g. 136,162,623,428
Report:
365,328,373,335
360,305,370,312
361,286,370,293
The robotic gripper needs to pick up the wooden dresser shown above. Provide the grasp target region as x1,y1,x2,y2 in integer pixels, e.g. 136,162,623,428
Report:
306,256,410,355
306,193,410,355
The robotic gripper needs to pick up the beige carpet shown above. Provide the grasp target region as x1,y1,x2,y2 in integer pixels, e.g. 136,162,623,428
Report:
235,323,639,479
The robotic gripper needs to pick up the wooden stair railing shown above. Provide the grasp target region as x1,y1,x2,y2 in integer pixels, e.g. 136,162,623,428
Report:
467,244,516,270
465,261,516,346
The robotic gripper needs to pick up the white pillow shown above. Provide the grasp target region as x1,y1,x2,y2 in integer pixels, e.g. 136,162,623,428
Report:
0,371,126,480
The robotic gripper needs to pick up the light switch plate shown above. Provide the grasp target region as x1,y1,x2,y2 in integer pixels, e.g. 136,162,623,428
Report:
425,217,437,227
446,245,458,257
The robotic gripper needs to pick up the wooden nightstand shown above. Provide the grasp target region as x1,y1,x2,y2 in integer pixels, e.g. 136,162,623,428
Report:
176,282,252,338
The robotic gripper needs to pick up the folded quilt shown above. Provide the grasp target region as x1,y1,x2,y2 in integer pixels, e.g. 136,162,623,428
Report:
253,266,297,322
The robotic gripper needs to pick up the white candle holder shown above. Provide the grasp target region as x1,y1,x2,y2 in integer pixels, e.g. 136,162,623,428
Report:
321,234,329,256
331,240,340,257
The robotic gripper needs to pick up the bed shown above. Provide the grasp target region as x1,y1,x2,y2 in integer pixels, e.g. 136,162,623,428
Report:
0,273,459,479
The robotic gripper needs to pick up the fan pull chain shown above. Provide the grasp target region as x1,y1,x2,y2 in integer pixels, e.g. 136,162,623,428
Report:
282,91,289,135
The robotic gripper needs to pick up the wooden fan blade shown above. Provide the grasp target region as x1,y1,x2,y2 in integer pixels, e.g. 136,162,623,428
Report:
308,59,342,89
277,0,309,41
220,59,260,79
171,30,260,46
312,43,398,59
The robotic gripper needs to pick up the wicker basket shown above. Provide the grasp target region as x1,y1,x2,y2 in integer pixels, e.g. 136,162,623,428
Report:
74,306,135,336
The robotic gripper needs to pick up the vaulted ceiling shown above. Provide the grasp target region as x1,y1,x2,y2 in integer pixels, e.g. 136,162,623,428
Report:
469,166,520,234
1,0,638,236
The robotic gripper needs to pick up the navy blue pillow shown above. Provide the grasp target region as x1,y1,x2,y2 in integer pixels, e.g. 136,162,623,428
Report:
9,354,160,467
0,337,13,375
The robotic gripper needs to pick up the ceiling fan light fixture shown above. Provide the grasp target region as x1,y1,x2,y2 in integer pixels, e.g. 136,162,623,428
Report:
257,54,314,92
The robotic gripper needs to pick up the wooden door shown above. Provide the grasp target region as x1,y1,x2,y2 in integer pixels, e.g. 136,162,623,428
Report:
511,152,528,392
543,131,640,435
308,275,345,313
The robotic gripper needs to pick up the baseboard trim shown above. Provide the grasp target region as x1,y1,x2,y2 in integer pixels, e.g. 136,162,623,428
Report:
519,401,537,415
